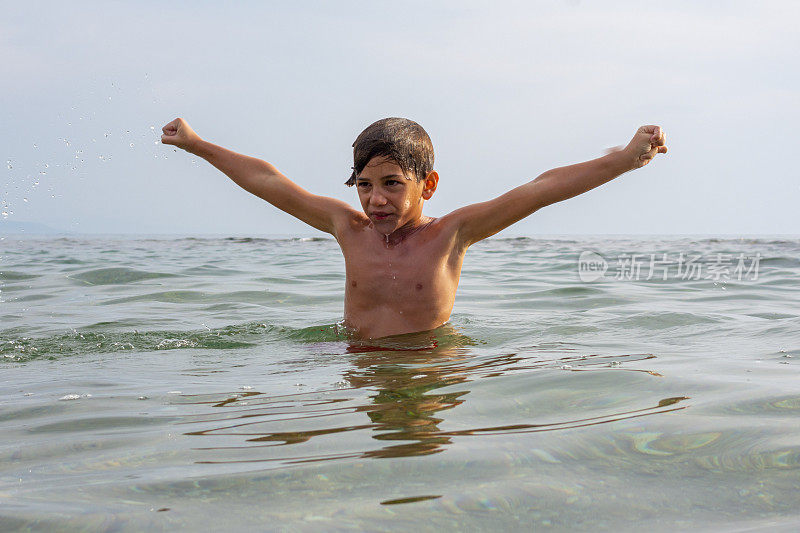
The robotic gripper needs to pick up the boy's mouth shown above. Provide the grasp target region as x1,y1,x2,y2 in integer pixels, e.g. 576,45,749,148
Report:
371,212,392,220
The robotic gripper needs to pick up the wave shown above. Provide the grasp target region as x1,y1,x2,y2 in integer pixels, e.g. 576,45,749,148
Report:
0,322,349,363
67,267,178,285
0,270,41,281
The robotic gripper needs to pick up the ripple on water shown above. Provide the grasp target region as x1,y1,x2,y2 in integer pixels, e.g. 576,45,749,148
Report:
8,293,55,303
2,236,800,529
29,415,171,434
746,312,798,320
720,394,800,416
180,265,246,276
98,289,331,307
68,267,178,285
0,322,351,362
0,270,41,281
606,310,725,330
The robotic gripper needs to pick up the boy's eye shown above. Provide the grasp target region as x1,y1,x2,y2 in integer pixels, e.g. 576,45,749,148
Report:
356,182,370,188
385,180,399,186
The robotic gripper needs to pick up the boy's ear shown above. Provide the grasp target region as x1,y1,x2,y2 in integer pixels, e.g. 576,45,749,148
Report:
421,171,439,200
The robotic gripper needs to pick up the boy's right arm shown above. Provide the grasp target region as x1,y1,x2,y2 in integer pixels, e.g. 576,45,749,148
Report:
161,118,357,236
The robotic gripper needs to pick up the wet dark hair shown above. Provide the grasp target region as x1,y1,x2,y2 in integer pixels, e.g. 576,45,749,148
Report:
345,118,434,186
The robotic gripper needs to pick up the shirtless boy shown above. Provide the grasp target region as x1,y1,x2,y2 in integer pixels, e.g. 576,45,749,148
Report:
162,118,667,339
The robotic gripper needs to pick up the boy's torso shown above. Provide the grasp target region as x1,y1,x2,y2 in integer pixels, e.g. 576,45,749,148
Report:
336,214,466,339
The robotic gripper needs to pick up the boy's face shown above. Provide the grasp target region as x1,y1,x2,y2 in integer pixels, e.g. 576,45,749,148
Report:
355,156,437,234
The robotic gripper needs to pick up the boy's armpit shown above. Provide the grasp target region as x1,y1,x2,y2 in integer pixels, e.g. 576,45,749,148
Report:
297,194,361,237
433,207,487,251
444,180,549,248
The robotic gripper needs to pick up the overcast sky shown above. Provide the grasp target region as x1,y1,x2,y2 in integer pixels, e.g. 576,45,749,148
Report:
2,1,798,236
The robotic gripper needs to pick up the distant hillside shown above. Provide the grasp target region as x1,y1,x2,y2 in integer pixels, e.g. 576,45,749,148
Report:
0,220,61,235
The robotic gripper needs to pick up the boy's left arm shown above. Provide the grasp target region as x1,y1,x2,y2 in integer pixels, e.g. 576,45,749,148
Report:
448,125,667,247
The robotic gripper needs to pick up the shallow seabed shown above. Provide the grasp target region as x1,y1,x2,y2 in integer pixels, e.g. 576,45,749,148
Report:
1,235,799,531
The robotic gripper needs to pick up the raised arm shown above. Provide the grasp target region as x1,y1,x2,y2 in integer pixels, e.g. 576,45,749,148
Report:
449,125,668,247
161,118,357,236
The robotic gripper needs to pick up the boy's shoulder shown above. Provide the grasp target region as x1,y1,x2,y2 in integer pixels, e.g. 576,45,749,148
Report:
338,214,466,265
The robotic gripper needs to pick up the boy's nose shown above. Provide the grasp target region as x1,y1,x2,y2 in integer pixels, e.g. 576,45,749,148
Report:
370,192,388,206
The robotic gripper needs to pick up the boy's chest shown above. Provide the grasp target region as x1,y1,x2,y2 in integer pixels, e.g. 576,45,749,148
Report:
346,242,447,288
340,229,462,304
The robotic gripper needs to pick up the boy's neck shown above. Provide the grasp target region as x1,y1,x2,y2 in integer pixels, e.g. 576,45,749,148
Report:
379,215,434,246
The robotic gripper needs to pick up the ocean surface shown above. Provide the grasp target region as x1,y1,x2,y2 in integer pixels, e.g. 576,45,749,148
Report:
1,234,799,531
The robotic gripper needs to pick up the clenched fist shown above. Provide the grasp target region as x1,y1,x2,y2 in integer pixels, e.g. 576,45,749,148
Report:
161,118,202,153
625,125,668,168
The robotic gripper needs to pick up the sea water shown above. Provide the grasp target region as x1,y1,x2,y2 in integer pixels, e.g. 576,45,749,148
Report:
1,235,799,531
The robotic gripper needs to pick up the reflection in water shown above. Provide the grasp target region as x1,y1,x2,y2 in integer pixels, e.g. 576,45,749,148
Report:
182,328,687,465
381,495,442,505
344,339,472,458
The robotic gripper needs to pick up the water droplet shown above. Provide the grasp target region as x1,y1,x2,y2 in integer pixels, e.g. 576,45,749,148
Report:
150,125,155,131
44,163,49,168
130,143,134,148
104,132,111,138
22,198,28,202
1,211,8,218
59,394,81,401
32,144,37,149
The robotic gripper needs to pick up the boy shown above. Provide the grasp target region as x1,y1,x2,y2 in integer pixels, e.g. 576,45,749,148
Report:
162,117,667,339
